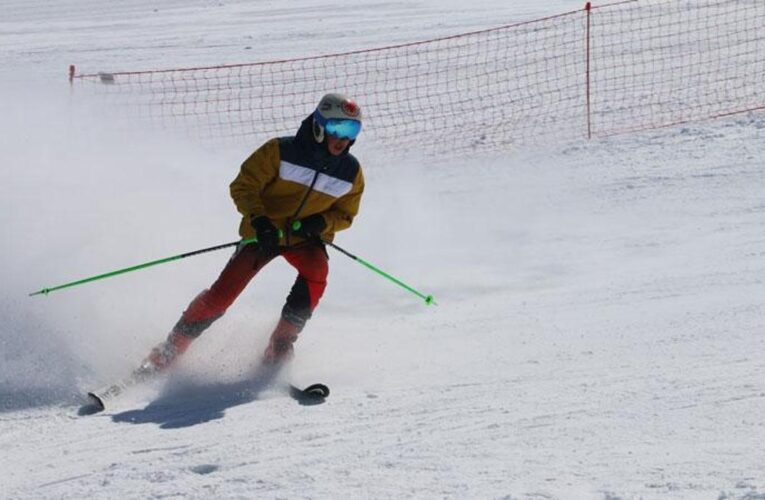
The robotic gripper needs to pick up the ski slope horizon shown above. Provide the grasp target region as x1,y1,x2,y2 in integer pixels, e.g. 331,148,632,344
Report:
2,1,765,499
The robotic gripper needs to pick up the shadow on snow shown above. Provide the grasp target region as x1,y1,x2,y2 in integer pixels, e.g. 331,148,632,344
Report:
111,376,276,429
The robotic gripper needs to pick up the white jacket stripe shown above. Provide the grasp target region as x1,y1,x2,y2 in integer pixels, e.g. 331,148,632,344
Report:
279,161,353,198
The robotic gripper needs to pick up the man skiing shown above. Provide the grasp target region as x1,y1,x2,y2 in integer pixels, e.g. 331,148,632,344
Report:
138,93,364,375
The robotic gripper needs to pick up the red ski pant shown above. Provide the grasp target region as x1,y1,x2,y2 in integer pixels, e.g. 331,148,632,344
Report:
172,242,329,339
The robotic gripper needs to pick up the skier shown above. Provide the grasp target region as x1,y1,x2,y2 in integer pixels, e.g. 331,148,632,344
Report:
138,93,364,376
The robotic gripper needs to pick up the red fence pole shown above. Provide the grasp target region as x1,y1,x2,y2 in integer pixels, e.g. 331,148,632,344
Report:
585,2,592,140
69,64,76,85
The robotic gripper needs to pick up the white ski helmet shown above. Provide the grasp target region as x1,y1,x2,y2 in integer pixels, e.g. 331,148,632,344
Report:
312,93,363,143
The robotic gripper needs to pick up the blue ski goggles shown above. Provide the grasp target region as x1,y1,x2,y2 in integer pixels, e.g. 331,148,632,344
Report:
314,111,362,140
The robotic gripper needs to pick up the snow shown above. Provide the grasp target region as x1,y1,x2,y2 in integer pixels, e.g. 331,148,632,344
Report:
2,1,765,499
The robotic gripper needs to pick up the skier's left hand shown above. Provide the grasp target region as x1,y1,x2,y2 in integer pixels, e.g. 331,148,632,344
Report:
292,214,327,239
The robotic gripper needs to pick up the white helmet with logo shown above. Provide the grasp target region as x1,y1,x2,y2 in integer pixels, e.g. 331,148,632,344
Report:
312,93,363,143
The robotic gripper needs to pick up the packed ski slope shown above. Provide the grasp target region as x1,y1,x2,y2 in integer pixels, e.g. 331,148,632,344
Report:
2,1,765,499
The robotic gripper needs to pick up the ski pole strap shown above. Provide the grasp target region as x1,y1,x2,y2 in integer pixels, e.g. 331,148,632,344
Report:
322,239,436,306
29,237,259,297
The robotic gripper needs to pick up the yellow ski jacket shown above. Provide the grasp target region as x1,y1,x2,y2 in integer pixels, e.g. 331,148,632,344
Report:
230,116,364,247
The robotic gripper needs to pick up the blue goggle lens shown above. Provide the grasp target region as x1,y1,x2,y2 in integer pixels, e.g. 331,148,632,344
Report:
324,118,362,140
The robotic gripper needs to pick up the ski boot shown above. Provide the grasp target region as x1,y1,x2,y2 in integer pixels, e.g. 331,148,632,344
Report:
249,317,302,387
134,331,193,378
262,317,302,365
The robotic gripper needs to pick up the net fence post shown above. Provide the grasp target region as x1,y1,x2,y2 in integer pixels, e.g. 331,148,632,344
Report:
585,2,592,140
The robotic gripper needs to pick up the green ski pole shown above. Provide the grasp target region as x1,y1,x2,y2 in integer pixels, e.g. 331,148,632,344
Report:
291,221,435,306
29,237,258,297
325,239,436,306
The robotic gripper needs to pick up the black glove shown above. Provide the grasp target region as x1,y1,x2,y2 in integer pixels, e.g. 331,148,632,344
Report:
250,215,280,257
291,214,327,239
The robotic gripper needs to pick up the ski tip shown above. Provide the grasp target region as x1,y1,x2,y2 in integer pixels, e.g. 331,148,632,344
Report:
303,383,330,398
289,383,329,405
85,392,106,412
78,394,105,416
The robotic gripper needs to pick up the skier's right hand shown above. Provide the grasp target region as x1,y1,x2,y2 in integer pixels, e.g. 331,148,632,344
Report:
250,215,280,258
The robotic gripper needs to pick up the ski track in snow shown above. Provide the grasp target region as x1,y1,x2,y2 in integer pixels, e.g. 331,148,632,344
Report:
2,1,765,499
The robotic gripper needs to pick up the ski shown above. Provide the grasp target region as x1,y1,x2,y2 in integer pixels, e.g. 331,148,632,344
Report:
80,368,157,415
80,374,329,414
